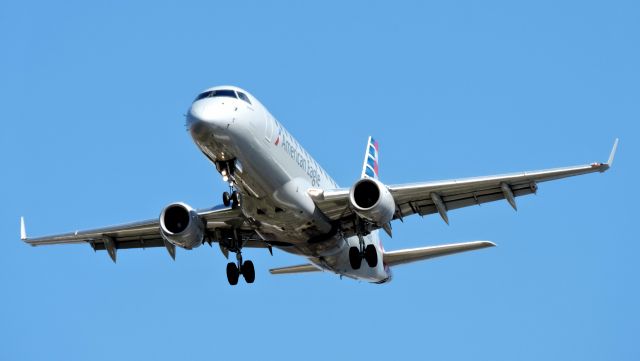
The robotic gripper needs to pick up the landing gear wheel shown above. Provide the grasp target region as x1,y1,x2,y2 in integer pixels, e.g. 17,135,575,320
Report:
231,191,239,208
226,262,239,285
349,247,362,270
364,244,378,268
242,260,255,283
222,192,231,207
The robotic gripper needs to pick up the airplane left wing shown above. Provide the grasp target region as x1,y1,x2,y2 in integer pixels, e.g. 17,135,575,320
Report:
21,206,265,261
313,139,618,227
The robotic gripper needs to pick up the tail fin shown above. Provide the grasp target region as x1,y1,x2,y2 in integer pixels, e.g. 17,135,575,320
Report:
361,136,380,179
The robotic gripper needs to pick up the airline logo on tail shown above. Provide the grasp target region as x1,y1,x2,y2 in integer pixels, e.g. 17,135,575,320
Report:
361,136,379,179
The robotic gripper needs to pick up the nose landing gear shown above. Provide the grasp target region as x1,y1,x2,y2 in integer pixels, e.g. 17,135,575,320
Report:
217,160,240,208
222,190,240,208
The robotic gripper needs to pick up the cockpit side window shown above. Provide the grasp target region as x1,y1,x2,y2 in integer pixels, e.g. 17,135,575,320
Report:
237,92,252,105
194,89,238,102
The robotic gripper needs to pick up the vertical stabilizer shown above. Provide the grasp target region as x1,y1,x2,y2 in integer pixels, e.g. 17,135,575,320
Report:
361,136,380,179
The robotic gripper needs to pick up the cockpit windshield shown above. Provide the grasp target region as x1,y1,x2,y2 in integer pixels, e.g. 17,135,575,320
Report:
194,89,237,102
194,89,252,105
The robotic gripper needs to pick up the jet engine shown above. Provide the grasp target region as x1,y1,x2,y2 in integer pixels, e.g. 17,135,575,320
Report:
349,178,395,226
159,202,205,249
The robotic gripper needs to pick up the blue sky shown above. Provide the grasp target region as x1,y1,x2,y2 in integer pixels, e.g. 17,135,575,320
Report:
1,1,638,360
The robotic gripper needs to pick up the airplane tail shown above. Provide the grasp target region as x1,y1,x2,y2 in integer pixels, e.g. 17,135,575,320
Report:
361,136,379,179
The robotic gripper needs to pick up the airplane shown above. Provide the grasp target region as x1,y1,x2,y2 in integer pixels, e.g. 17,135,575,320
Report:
20,85,619,285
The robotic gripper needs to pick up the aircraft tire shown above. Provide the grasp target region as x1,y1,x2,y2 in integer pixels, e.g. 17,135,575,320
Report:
349,247,362,270
364,244,378,268
231,191,240,208
242,260,255,283
223,192,231,207
226,262,239,285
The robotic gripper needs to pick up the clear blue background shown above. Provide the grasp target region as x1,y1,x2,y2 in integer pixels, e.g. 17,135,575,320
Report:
1,1,637,360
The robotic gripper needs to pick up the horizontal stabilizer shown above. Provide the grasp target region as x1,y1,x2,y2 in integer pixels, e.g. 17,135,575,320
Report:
269,263,321,275
384,240,495,267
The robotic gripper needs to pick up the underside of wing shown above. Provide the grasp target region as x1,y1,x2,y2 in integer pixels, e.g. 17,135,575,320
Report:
22,218,163,248
389,162,609,222
20,205,262,262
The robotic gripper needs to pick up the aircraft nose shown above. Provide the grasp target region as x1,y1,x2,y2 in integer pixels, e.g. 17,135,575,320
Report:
187,99,233,129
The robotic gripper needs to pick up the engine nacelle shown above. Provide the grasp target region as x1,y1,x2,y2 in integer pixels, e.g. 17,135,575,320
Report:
349,178,396,226
159,202,205,249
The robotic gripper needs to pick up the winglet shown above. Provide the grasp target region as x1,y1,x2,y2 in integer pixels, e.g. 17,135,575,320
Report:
20,217,27,241
607,138,619,167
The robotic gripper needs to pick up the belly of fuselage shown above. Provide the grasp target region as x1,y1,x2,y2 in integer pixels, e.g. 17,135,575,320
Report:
190,114,337,257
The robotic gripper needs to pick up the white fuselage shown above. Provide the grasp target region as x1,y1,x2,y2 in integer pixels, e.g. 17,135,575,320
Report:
187,86,391,283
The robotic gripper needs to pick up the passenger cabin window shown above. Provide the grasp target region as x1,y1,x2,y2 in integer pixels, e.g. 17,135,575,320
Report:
194,89,238,102
237,92,251,105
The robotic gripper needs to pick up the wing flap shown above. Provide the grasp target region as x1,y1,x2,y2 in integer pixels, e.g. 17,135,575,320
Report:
390,163,606,205
91,237,165,250
401,182,537,217
384,241,496,267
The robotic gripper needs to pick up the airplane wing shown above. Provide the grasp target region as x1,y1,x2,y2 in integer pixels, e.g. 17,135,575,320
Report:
21,205,266,262
314,139,618,227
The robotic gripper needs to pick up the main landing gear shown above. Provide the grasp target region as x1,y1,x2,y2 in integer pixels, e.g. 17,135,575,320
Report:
349,235,378,270
226,252,255,285
223,228,255,286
